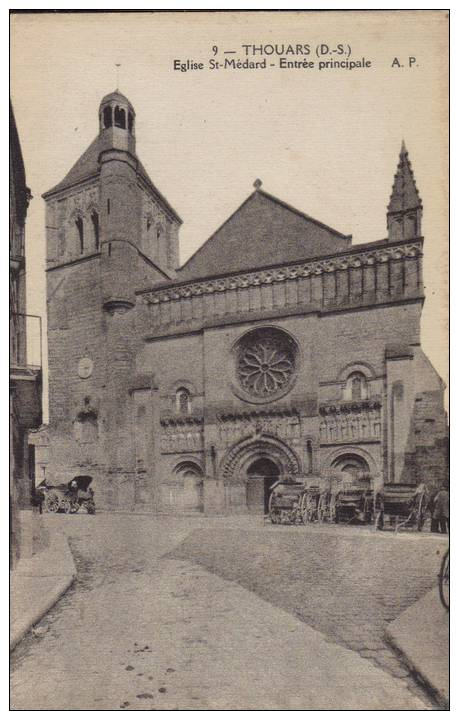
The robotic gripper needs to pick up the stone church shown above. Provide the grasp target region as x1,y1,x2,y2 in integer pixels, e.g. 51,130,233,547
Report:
44,91,447,513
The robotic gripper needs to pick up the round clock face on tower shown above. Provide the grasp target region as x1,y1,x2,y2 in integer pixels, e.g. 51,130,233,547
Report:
77,357,94,379
233,327,298,403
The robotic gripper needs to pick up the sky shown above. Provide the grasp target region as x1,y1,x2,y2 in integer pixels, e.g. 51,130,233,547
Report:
10,11,448,419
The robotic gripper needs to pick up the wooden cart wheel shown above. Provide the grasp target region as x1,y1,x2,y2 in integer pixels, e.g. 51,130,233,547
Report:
45,494,59,513
317,496,325,523
417,492,427,531
299,494,308,525
363,496,373,525
59,497,72,514
439,549,449,611
305,501,315,524
329,496,337,523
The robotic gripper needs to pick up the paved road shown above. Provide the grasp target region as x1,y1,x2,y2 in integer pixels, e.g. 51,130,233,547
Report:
11,514,442,710
172,523,447,682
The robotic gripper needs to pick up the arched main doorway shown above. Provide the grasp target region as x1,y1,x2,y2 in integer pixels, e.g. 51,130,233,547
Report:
220,433,301,515
246,458,280,514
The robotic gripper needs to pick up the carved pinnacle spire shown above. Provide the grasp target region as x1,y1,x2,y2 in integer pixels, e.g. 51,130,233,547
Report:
387,141,422,215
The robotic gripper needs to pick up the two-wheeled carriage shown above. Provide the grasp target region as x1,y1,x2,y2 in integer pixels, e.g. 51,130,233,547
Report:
38,475,96,515
301,482,320,523
374,483,427,532
334,480,374,525
268,480,305,525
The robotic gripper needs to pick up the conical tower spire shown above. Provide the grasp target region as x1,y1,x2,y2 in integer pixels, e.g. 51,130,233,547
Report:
387,142,422,241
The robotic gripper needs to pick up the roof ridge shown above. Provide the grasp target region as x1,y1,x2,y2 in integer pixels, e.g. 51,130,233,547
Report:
257,188,350,239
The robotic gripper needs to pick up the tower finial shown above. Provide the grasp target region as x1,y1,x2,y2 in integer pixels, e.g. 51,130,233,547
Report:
115,63,121,91
253,178,262,191
387,141,422,241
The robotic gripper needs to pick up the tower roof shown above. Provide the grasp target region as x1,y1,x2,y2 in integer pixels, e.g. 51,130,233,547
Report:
387,142,422,214
100,89,135,113
42,130,181,223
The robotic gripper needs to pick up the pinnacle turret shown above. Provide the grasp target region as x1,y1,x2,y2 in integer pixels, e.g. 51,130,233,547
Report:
387,142,422,241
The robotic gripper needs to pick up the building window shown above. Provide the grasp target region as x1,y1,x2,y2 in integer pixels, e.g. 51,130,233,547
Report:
345,372,368,401
176,388,191,415
91,210,100,251
114,106,126,129
128,112,134,133
103,106,112,128
75,216,84,254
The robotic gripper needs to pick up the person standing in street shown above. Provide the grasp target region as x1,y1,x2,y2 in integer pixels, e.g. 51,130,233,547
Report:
432,483,449,534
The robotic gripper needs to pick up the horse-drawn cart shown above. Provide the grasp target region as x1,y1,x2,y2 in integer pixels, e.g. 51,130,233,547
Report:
301,482,320,523
268,480,305,525
37,475,96,515
334,480,374,524
374,483,427,532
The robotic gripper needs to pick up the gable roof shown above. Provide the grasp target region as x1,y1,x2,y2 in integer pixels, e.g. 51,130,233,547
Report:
178,188,351,280
42,132,181,223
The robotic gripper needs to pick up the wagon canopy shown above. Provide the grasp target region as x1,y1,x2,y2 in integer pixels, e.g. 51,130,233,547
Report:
270,480,304,493
67,475,93,491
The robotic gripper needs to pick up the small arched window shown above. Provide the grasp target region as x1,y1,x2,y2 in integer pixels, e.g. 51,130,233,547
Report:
91,211,100,251
176,388,191,415
128,112,134,133
75,216,84,254
114,106,126,129
103,106,113,128
346,372,367,401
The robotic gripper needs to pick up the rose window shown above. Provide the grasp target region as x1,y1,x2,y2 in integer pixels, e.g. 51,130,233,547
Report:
235,328,297,399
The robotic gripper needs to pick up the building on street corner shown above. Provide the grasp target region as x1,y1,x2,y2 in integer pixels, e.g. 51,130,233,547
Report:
10,101,44,565
44,91,448,514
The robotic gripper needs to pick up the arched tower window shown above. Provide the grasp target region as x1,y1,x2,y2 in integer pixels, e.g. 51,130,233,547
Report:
91,210,100,251
128,112,134,133
345,372,368,401
75,216,84,254
103,106,113,128
176,388,191,416
114,106,126,129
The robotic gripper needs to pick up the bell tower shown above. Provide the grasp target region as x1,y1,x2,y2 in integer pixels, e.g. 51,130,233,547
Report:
99,90,136,153
44,91,182,509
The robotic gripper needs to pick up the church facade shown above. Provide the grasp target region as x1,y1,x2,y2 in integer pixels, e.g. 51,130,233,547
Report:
44,91,447,513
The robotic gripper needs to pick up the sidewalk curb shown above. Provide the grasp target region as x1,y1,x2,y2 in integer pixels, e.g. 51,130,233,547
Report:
10,532,77,651
10,574,75,651
384,589,449,709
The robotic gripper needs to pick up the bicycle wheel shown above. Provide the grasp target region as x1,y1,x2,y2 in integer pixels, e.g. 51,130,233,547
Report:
439,549,449,611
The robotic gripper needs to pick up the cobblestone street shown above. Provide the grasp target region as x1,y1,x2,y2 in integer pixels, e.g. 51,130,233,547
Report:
11,514,446,710
172,523,447,682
